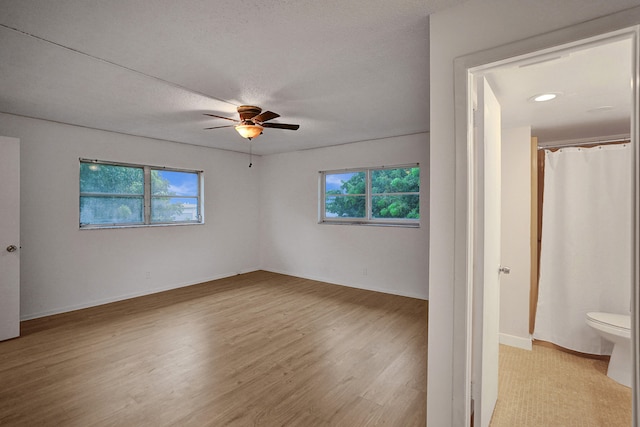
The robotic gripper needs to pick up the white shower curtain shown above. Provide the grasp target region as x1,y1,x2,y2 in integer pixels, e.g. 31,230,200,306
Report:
533,144,632,355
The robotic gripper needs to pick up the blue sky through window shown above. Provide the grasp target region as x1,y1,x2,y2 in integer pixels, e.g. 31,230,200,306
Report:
325,172,359,193
154,170,198,196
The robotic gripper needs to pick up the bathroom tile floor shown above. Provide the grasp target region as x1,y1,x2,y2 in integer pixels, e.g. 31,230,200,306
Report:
491,342,632,427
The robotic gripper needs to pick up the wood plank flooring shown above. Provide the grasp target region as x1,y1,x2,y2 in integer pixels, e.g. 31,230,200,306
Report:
0,271,427,426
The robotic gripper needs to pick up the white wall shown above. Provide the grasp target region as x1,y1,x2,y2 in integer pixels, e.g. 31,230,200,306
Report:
259,133,429,299
0,112,428,319
428,2,640,425
0,113,261,319
500,126,532,349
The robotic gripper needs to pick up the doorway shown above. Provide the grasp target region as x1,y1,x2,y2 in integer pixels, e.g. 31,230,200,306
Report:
455,21,640,427
486,36,633,346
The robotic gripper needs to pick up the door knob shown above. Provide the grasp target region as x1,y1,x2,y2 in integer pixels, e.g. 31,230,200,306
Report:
498,266,511,274
6,245,17,253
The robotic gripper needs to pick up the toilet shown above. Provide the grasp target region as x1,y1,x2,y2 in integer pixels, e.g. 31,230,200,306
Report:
585,312,632,387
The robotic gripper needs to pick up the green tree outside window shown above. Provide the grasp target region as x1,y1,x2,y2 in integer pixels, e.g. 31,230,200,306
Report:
323,166,420,222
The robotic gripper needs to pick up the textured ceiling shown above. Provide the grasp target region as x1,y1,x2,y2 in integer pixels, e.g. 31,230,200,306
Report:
1,1,633,155
0,0,466,155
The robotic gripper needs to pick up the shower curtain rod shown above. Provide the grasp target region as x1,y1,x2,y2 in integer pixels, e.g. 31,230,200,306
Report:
537,137,631,150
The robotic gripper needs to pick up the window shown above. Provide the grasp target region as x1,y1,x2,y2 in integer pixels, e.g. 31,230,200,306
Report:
320,164,420,226
80,159,203,228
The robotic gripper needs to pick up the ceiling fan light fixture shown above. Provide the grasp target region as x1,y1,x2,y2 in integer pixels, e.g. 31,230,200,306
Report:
235,124,263,140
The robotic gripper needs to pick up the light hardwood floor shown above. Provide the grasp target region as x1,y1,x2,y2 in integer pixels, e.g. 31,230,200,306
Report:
0,271,427,426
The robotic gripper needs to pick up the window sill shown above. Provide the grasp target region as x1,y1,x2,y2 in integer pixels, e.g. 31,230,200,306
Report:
79,222,205,230
319,220,419,228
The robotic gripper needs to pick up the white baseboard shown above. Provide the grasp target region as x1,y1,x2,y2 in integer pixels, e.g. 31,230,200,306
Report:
499,333,532,350
261,267,428,300
21,268,427,321
20,268,259,321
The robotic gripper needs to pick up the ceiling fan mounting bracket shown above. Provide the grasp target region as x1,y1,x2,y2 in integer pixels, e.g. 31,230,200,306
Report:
237,105,262,121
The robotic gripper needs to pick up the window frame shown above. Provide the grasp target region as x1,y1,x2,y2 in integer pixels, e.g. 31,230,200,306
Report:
319,163,420,227
79,159,204,229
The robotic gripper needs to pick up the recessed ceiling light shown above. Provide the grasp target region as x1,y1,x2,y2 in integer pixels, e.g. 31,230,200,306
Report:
530,93,559,102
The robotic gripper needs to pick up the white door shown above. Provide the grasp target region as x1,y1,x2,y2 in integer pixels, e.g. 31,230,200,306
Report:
0,136,20,341
472,77,501,427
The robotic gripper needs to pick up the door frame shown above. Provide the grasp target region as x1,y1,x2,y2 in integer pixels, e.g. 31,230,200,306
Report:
453,10,640,426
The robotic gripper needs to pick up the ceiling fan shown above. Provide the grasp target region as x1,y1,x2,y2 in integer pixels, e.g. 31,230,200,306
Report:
204,105,300,140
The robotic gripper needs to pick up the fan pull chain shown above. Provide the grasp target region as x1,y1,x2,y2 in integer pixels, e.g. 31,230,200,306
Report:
249,142,253,168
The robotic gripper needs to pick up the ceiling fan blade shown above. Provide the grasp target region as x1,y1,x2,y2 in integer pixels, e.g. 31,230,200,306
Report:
262,123,300,130
203,113,237,122
252,111,280,123
204,124,236,130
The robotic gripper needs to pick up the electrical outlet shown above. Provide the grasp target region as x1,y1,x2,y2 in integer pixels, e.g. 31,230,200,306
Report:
145,271,151,279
